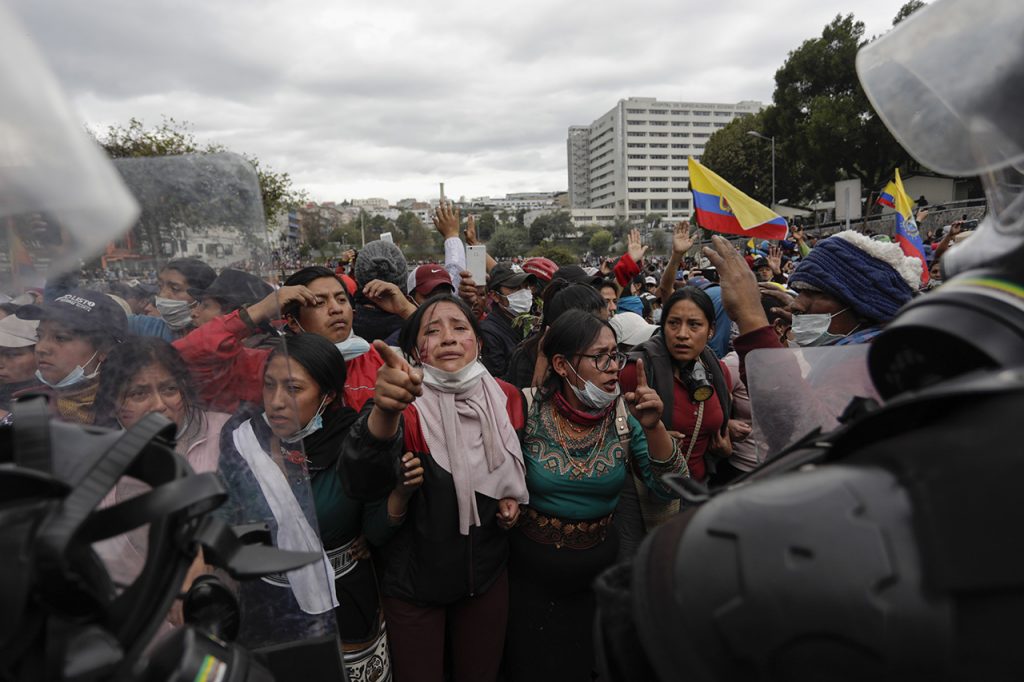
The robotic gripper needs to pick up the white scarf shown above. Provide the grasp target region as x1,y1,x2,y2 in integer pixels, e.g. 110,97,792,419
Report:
232,419,339,614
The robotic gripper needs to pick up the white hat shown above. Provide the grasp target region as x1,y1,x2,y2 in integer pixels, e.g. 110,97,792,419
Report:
610,311,657,348
644,275,657,285
0,314,39,348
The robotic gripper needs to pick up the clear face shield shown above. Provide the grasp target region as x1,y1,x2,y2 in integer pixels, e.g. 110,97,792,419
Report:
856,0,1024,275
0,4,345,677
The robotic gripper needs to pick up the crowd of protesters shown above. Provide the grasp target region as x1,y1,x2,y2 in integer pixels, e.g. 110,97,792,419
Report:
0,198,971,682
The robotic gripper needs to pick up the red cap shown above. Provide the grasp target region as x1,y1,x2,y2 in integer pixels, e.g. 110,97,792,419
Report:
522,256,558,283
407,264,453,297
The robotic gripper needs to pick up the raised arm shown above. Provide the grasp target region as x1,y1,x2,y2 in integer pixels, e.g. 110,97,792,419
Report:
659,222,695,303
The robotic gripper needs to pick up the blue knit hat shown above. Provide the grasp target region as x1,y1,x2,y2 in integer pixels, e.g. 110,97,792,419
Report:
788,231,922,322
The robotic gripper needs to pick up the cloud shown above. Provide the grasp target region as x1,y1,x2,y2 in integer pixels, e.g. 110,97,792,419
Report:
9,0,912,202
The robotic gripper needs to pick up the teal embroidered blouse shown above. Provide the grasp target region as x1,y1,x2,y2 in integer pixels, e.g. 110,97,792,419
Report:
521,397,682,520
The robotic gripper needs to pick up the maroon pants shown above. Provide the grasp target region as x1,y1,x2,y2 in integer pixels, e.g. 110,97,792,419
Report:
381,569,508,682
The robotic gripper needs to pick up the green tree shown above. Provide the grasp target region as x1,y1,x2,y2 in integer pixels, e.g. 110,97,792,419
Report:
395,211,423,241
892,0,925,25
763,13,916,202
490,227,529,259
95,117,306,223
649,229,668,255
477,211,498,240
528,244,577,265
528,211,574,244
589,229,614,255
701,109,775,203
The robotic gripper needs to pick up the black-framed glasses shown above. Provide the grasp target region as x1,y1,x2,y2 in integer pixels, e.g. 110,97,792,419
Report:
577,351,628,372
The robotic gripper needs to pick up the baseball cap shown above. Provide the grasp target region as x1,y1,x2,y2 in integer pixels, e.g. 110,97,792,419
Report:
17,288,128,342
0,315,39,348
644,276,658,286
407,264,454,297
552,265,603,286
488,263,536,291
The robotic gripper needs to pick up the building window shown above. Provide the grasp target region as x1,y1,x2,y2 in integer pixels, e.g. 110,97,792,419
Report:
651,154,668,159
627,143,647,148
673,199,691,210
627,154,647,159
650,200,668,210
626,109,647,114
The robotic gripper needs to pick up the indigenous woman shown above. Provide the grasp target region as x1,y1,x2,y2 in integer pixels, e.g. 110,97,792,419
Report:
341,294,529,682
505,309,685,682
219,333,417,680
93,337,230,626
620,286,733,485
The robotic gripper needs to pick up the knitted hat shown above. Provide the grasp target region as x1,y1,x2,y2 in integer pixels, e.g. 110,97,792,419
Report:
788,231,923,323
353,240,408,292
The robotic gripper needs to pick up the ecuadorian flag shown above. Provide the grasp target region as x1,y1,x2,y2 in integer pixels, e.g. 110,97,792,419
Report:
877,169,928,285
688,158,788,241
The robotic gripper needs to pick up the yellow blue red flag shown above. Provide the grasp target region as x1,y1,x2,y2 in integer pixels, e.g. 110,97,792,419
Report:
876,169,929,284
688,158,788,240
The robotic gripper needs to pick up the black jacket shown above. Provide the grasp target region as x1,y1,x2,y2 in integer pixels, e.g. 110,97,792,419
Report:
340,385,525,607
480,303,522,379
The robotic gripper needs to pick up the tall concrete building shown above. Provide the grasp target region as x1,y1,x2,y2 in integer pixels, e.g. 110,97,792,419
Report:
567,97,763,224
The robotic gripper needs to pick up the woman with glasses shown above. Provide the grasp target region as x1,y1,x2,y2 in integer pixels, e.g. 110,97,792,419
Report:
504,309,686,682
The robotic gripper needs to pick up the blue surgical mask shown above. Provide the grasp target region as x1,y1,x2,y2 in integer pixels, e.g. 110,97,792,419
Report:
36,351,100,389
265,394,329,443
335,334,371,361
792,308,849,347
566,362,620,410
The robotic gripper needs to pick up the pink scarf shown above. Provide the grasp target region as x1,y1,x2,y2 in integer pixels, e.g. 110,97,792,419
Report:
416,372,529,535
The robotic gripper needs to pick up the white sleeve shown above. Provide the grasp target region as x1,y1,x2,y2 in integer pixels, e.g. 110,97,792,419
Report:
444,237,466,290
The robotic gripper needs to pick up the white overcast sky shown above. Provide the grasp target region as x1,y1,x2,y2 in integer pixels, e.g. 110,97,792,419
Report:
11,0,913,204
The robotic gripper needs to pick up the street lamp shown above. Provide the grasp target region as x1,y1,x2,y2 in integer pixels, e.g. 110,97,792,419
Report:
746,130,775,207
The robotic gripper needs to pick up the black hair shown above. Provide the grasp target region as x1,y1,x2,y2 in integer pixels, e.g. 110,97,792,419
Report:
598,278,621,296
519,281,606,363
398,294,482,362
660,286,716,336
281,266,351,319
0,303,19,316
162,258,216,292
267,333,347,411
539,309,615,401
94,337,201,431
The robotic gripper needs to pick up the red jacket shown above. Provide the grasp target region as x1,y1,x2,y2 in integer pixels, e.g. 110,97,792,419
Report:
173,310,384,414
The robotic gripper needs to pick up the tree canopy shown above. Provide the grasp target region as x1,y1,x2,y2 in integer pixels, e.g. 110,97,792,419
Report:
702,6,924,205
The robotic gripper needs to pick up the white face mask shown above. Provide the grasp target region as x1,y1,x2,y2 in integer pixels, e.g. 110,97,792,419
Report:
36,351,100,389
792,308,849,347
565,362,620,411
420,346,486,394
335,334,371,361
155,296,194,330
505,289,534,315
265,394,329,444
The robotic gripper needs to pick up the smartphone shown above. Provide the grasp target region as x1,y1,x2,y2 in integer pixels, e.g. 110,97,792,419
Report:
466,244,487,283
380,232,393,243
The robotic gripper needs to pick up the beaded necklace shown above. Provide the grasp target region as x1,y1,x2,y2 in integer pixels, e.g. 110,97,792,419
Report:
544,399,612,478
